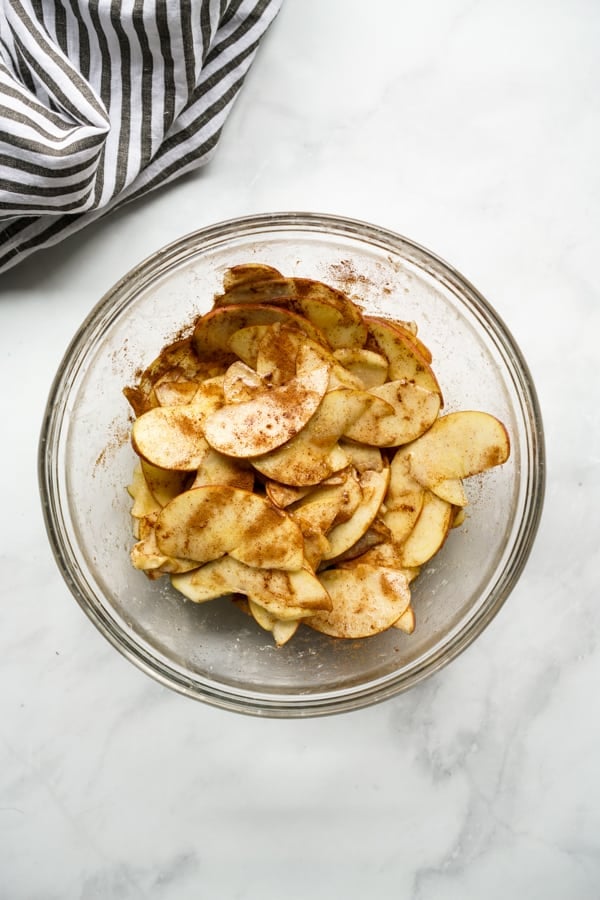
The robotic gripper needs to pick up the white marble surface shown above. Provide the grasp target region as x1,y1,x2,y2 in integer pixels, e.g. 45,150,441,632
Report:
1,1,599,897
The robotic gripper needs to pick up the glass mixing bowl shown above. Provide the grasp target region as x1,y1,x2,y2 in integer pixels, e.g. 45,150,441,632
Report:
39,213,545,716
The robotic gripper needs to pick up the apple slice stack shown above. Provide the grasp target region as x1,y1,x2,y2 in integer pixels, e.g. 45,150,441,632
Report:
125,263,510,645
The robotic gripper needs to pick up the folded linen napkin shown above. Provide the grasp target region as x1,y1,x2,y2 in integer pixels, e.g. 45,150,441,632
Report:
0,0,282,273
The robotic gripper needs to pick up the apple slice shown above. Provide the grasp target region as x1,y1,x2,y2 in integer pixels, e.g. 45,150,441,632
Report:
289,469,362,536
274,329,364,389
140,459,188,507
247,599,302,645
130,515,200,576
328,468,363,525
254,325,305,384
452,507,467,528
338,391,396,444
333,348,388,388
250,389,371,485
338,441,384,473
145,337,214,381
124,337,225,416
321,516,391,567
130,515,169,574
154,380,199,407
290,289,367,349
288,283,367,350
370,380,440,442
228,324,275,369
203,361,329,458
365,317,442,401
222,263,283,291
272,618,301,646
305,532,333,571
253,443,349,488
131,380,224,470
252,325,364,391
368,315,433,364
189,446,254,492
156,486,305,570
429,477,468,507
403,411,510,493
248,598,278,631
381,452,425,545
308,565,411,638
127,463,162,518
215,276,299,307
399,490,453,567
222,360,268,404
289,484,350,537
323,468,390,560
326,364,367,392
392,452,468,507
265,481,313,508
264,470,350,508
172,556,331,619
231,324,341,386
228,324,321,372
393,605,416,634
193,304,328,358
345,381,440,446
337,541,420,582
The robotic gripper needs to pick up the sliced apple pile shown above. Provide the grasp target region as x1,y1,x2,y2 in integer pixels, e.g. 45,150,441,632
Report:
123,264,511,645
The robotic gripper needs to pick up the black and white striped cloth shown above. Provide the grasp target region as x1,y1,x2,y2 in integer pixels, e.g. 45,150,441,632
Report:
0,0,282,273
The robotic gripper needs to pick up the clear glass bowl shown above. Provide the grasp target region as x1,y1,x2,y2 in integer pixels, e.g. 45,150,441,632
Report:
39,213,545,717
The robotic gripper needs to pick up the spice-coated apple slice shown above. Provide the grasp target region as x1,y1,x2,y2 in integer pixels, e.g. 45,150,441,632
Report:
171,556,331,619
155,485,305,570
308,565,411,638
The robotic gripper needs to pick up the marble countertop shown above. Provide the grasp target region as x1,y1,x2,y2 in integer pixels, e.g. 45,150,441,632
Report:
2,1,599,897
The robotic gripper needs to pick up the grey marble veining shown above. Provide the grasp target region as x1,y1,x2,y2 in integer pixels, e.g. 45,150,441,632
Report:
1,1,599,897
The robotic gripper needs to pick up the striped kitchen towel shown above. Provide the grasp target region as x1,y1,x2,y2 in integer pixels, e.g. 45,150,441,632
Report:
0,0,282,274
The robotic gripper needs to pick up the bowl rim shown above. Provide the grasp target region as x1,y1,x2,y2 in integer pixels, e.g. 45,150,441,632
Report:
38,211,546,717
